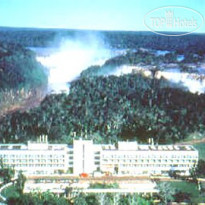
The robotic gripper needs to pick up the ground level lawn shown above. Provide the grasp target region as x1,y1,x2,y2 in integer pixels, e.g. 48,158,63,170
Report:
1,184,19,199
194,143,205,160
170,181,205,204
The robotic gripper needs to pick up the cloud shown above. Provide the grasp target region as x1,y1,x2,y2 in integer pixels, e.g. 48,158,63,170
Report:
37,33,112,93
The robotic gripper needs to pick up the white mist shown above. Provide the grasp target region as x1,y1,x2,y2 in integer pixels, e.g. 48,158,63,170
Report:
37,34,112,93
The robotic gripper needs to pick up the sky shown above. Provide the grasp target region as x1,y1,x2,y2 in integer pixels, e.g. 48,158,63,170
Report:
0,0,204,32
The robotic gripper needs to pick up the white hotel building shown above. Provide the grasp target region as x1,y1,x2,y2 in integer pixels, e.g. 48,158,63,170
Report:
0,137,198,176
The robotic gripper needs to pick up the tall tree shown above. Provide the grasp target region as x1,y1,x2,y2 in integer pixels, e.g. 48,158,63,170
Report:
15,171,26,194
156,182,176,204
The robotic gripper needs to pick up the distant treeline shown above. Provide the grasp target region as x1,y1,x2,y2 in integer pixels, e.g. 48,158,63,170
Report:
81,49,203,78
0,27,205,54
0,73,204,144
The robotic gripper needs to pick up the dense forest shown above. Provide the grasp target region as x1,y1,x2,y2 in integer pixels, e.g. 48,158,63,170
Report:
0,42,47,90
0,73,204,144
0,27,204,144
80,49,203,78
0,27,205,53
0,41,47,116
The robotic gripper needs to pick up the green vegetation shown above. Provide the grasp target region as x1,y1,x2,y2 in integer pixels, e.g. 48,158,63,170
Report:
156,182,176,204
0,42,47,116
170,181,205,204
81,50,180,78
194,143,205,160
15,171,26,195
0,159,14,184
0,73,204,144
0,42,47,90
0,27,204,205
196,160,205,178
1,28,205,55
0,28,204,144
7,191,71,205
3,181,205,204
89,183,119,189
0,166,26,199
3,187,154,205
81,48,203,79
1,185,19,199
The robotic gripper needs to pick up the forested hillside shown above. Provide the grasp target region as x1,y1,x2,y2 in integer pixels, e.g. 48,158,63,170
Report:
0,42,47,89
0,42,47,116
0,28,204,144
0,73,204,144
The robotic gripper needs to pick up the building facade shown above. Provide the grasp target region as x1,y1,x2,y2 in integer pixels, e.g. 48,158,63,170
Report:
0,136,69,175
100,142,198,176
0,138,198,176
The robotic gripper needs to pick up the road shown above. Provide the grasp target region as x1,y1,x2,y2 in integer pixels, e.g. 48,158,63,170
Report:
177,137,205,145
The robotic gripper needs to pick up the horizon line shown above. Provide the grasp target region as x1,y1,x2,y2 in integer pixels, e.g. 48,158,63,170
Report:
0,26,205,34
